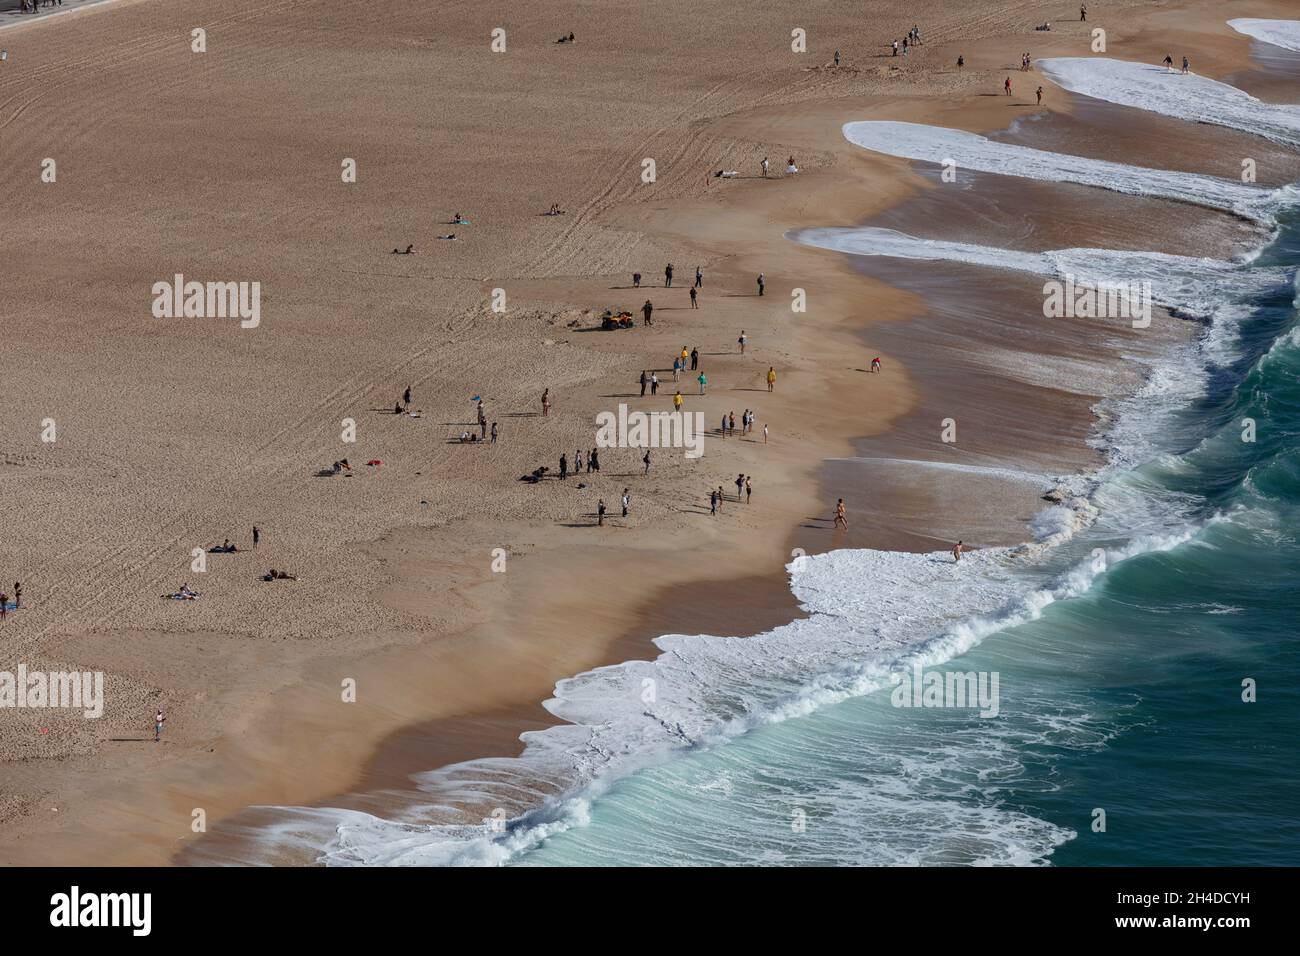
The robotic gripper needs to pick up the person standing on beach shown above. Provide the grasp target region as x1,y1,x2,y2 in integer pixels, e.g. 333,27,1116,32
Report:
665,263,674,287
1080,4,1086,21
1004,76,1012,96
598,499,606,527
13,582,21,609
690,286,698,309
957,54,964,70
695,266,703,288
589,448,599,472
643,450,652,475
403,385,411,407
756,273,765,297
622,488,630,517
690,347,699,371
698,371,707,395
1181,56,1190,74
252,526,260,549
640,370,648,396
642,299,653,326
633,272,641,288
542,388,551,417
709,489,718,515
716,486,725,512
491,422,498,444
834,498,848,529
834,50,841,67
720,412,728,438
1036,86,1043,105
767,366,777,391
154,709,166,743
745,476,752,503
0,591,6,621
735,473,745,500
651,372,659,395
674,390,683,412
952,540,964,562
761,156,770,178
763,423,768,443
559,453,568,480
738,330,747,354
728,411,736,436
575,449,584,473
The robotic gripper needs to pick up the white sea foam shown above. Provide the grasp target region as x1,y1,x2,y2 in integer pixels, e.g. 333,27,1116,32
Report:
1228,18,1300,54
840,121,1285,221
1037,57,1300,148
240,67,1299,865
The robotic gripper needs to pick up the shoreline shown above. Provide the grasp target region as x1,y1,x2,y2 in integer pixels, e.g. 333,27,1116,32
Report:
2,0,1295,866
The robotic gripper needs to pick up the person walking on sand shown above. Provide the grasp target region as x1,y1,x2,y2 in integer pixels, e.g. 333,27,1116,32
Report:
735,473,745,500
541,388,551,417
643,450,652,475
834,498,848,529
952,540,964,562
1080,4,1086,22
559,453,568,481
674,390,683,412
154,709,166,743
761,156,770,178
491,422,498,443
745,476,752,503
589,447,599,472
763,423,768,443
642,299,653,326
716,486,725,512
690,346,699,371
695,266,703,288
673,357,681,381
1004,76,1012,96
698,371,707,395
665,263,674,287
1036,85,1043,105
756,273,765,297
575,449,584,473
1181,55,1189,75
598,499,606,527
252,526,260,549
621,488,630,517
403,385,411,407
710,488,718,515
690,286,698,309
767,366,777,392
651,372,659,396
640,369,648,397
633,271,641,289
720,412,728,438
738,330,747,354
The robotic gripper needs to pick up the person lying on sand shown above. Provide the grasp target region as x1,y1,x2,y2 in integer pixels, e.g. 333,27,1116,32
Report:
545,204,566,216
714,170,739,178
556,32,575,43
164,583,200,600
392,244,414,254
438,233,457,240
451,213,469,224
263,569,298,581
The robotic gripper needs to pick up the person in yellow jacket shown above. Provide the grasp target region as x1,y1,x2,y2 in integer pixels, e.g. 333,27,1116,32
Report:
673,390,683,411
766,366,777,392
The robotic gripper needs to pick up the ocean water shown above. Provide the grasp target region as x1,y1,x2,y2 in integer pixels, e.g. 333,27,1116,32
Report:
236,35,1300,867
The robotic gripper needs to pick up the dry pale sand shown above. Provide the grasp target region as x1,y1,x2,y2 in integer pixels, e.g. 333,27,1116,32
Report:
0,0,1292,864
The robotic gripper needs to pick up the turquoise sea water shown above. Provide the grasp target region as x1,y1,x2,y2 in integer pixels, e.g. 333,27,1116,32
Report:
498,103,1300,870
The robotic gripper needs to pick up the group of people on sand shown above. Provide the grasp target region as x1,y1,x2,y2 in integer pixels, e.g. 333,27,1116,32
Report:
555,447,601,481
892,24,924,57
1163,53,1191,74
0,582,21,619
708,475,754,514
18,0,64,12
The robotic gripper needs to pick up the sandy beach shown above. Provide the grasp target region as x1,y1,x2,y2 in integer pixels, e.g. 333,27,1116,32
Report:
1,0,1295,865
